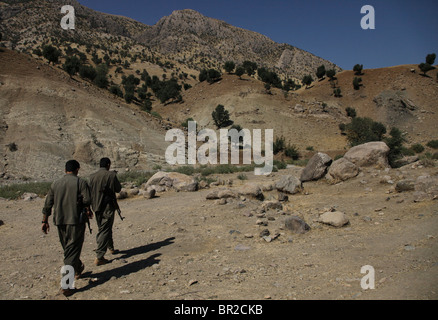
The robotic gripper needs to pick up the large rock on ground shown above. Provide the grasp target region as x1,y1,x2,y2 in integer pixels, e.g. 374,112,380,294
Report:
275,175,302,194
318,211,349,227
284,216,310,234
235,183,264,200
145,171,198,192
326,158,359,182
413,175,438,201
344,141,390,168
300,152,332,182
206,188,237,200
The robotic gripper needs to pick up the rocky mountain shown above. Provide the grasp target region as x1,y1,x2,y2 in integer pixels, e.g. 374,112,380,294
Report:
135,9,341,79
0,1,340,81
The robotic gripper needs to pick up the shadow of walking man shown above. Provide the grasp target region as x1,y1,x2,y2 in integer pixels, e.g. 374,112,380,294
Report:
117,237,175,260
77,237,176,293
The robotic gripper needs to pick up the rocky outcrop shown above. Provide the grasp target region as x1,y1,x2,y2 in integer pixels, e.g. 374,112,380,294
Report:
343,141,390,168
136,9,341,80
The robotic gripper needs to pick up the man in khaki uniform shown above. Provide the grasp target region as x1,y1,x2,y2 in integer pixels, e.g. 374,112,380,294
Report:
89,157,122,266
41,160,92,297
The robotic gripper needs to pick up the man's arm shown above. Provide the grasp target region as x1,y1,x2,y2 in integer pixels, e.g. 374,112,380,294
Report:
41,185,54,234
111,171,122,194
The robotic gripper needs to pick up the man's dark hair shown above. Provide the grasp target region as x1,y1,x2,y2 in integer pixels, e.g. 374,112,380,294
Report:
100,157,111,168
65,160,80,172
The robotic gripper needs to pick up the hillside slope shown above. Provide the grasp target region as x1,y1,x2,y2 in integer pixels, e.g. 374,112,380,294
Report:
156,64,438,157
0,48,169,181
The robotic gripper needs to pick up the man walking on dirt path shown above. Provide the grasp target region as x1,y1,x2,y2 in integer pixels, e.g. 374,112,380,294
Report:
89,157,122,266
41,159,92,297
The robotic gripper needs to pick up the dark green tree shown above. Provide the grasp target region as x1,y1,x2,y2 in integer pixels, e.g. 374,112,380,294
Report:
419,62,434,75
224,61,235,74
212,104,232,128
302,75,313,88
235,66,245,79
385,127,406,167
79,65,97,81
353,77,362,90
345,117,386,146
353,64,364,75
316,65,326,80
345,107,357,118
93,63,109,88
242,61,257,76
426,53,436,65
326,69,337,88
42,45,61,65
62,55,82,77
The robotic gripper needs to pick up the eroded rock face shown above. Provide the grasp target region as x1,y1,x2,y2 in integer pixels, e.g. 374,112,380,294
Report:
343,141,390,168
300,152,332,182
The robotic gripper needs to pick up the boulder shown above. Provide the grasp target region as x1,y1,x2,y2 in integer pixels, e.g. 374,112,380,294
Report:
318,211,349,227
235,183,264,200
300,152,332,182
21,192,38,201
143,187,156,199
413,175,438,201
262,200,283,211
206,188,236,200
275,175,302,194
343,141,390,168
326,158,359,182
395,179,415,192
284,216,310,234
145,171,198,192
117,189,128,199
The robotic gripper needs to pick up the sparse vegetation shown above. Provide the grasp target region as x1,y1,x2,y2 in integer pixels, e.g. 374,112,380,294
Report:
410,143,425,154
353,77,362,90
345,107,357,118
344,117,386,146
426,140,438,149
0,182,52,200
224,61,235,74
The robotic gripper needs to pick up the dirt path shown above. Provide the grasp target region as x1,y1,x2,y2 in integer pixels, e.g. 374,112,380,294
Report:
0,166,437,300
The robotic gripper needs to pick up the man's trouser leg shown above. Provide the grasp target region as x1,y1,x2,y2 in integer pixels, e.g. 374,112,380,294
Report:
57,224,86,273
95,204,115,259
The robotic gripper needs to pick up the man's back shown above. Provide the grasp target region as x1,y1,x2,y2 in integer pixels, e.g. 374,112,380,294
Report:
43,174,90,225
89,168,121,212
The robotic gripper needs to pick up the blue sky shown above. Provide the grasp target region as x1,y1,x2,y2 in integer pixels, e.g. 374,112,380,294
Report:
78,0,438,70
